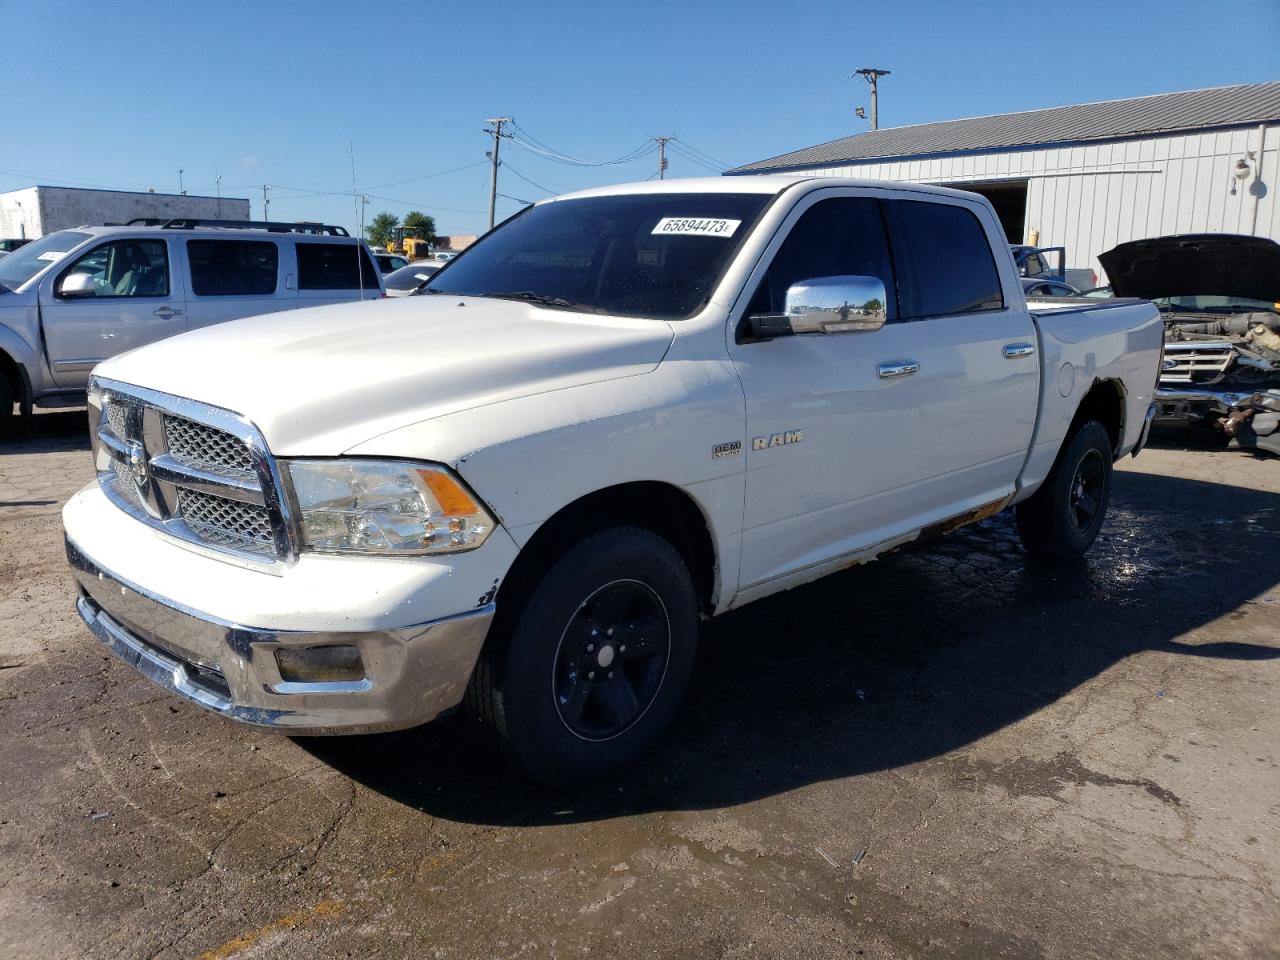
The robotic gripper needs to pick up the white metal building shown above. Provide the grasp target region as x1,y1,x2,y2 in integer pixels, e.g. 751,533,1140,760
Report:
0,185,250,240
730,82,1280,287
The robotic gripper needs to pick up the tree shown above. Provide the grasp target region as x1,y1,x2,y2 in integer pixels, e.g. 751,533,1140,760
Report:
401,211,438,246
366,212,399,249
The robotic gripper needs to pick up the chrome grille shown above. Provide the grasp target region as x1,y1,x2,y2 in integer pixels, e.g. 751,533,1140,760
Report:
1160,343,1234,385
105,397,131,439
163,414,255,476
109,459,144,508
91,379,292,565
177,488,275,555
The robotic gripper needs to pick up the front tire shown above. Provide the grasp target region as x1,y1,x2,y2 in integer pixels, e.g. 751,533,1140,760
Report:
1016,420,1113,560
467,527,699,785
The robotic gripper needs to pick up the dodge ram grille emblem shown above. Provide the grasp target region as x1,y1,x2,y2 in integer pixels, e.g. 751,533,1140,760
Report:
751,430,804,451
127,440,148,485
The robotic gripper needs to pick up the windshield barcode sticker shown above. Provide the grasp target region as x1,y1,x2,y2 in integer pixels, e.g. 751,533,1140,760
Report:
36,251,69,262
652,217,741,238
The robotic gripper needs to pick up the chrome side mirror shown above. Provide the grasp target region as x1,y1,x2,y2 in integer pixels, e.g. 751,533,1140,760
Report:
747,275,888,338
58,273,97,298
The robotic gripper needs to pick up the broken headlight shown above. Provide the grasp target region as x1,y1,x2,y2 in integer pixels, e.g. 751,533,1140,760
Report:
284,459,494,555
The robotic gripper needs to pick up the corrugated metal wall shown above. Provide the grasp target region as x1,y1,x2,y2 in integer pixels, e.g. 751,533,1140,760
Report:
793,123,1280,284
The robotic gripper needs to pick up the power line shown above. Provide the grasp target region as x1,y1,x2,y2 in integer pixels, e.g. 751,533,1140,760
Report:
508,120,655,167
668,138,731,170
501,161,558,196
666,142,723,174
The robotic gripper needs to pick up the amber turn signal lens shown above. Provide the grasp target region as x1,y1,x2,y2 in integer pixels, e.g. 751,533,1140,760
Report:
418,469,479,516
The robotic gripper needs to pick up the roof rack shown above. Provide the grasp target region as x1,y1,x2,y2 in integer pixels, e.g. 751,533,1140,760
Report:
123,218,350,236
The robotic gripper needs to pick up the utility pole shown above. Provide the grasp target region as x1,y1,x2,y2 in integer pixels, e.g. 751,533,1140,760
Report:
484,116,512,231
262,184,270,222
178,168,184,194
853,67,891,130
215,173,222,217
653,136,674,179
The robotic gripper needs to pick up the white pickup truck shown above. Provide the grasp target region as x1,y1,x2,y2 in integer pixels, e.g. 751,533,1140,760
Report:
63,177,1162,783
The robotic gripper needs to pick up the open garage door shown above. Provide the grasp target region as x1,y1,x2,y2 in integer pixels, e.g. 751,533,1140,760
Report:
943,179,1028,244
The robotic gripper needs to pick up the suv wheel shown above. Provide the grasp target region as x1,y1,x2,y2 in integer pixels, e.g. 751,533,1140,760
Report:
467,527,699,785
1015,420,1114,559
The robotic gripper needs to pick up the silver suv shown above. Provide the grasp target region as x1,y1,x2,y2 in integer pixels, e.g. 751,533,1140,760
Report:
0,219,384,430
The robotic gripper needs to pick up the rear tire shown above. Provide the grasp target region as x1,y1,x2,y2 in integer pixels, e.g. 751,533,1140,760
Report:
466,527,699,786
1016,420,1113,560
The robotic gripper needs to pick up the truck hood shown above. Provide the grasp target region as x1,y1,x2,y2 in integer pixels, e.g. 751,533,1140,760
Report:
95,295,675,455
1100,234,1280,302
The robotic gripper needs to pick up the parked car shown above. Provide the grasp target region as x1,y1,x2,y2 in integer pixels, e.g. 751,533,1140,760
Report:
373,252,410,274
63,177,1162,784
0,220,384,429
1010,244,1066,280
0,238,31,253
1022,278,1082,297
433,251,458,262
1100,233,1280,454
383,260,441,297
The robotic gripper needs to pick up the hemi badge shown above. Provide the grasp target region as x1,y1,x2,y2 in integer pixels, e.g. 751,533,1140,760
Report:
712,441,742,459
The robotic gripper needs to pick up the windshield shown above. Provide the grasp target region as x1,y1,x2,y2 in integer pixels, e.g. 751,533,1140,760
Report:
1154,294,1278,313
424,192,773,319
385,262,440,291
0,231,92,291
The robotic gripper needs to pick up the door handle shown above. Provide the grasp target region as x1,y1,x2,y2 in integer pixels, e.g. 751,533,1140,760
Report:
877,360,919,380
1003,342,1036,359
152,307,183,319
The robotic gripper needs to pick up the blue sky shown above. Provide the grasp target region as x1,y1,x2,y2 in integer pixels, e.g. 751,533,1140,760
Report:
2,0,1277,237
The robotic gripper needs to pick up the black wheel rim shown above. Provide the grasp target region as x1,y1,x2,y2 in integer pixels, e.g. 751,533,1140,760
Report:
552,579,671,741
1069,448,1106,532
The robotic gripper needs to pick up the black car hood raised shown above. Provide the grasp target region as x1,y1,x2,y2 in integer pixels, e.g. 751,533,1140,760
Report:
1100,234,1280,303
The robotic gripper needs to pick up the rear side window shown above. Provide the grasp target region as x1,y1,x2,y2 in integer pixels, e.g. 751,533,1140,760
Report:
296,243,380,290
883,200,1004,319
746,197,897,319
187,240,278,296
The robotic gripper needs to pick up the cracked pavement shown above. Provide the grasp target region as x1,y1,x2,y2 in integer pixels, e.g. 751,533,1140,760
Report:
1,412,1277,959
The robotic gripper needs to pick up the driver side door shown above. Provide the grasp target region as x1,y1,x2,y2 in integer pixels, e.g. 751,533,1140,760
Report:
41,237,186,387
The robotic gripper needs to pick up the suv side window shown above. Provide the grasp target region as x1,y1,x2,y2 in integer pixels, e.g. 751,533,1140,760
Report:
745,197,897,319
296,243,380,290
60,239,169,298
187,240,278,296
883,200,1003,319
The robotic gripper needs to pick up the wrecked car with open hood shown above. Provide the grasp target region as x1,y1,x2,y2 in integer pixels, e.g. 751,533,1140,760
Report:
1101,234,1280,455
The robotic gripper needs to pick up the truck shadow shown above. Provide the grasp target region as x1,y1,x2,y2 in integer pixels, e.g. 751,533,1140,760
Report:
301,468,1280,824
0,410,90,454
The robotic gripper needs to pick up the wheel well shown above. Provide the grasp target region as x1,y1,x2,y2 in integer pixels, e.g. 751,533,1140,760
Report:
494,482,718,624
1070,379,1125,455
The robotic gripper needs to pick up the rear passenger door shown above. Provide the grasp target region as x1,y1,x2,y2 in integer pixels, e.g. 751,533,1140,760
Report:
880,197,1039,515
293,241,383,307
182,238,283,330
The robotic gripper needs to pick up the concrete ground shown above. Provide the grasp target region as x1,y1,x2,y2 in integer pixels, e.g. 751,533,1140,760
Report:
1,411,1277,960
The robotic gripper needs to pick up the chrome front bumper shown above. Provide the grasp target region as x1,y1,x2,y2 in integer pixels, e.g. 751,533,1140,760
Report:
68,537,494,735
1153,385,1280,423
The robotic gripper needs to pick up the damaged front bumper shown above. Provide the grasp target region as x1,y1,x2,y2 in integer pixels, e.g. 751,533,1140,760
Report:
1154,385,1280,455
68,537,496,735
